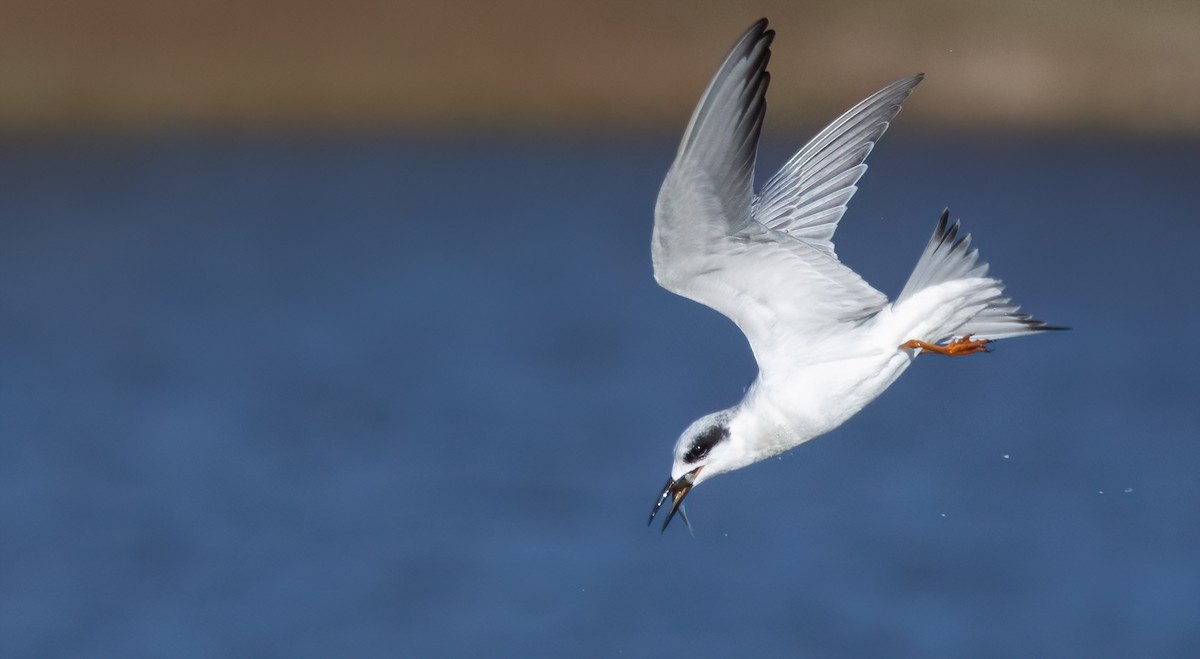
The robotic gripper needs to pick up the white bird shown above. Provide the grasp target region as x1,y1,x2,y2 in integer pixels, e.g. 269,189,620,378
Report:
647,18,1064,532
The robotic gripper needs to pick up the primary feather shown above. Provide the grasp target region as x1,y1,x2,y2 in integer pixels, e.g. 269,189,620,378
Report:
652,20,921,374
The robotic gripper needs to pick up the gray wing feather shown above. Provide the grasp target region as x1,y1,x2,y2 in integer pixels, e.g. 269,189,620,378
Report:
754,74,923,256
671,19,773,231
653,19,773,295
653,20,920,371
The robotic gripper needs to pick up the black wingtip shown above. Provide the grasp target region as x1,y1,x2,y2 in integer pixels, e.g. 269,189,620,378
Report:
740,18,772,44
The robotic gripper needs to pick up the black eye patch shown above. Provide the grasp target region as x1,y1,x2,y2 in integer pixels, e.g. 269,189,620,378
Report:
683,424,730,464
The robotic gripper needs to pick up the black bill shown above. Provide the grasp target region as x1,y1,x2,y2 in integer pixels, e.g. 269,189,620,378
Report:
647,467,702,533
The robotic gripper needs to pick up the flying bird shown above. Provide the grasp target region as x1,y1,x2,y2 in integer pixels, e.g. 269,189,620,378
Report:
647,18,1064,532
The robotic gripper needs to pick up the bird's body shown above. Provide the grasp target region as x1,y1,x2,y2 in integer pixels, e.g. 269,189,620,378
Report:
647,19,1064,531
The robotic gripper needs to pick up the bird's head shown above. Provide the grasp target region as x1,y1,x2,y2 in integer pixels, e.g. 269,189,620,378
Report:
648,410,735,532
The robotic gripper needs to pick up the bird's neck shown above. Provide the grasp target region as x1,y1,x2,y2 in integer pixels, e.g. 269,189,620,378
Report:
721,382,800,470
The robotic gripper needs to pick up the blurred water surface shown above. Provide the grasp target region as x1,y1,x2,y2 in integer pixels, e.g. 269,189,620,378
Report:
1,133,1198,656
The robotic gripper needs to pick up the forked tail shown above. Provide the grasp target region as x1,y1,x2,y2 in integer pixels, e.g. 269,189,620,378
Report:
894,210,1066,343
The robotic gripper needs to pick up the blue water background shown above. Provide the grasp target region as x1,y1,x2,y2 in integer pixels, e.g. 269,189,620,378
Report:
2,133,1198,656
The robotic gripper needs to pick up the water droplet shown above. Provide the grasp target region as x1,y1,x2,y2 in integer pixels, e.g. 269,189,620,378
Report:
1124,487,1133,494
1002,454,1010,459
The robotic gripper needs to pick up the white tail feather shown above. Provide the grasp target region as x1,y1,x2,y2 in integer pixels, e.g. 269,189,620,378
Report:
896,210,1063,342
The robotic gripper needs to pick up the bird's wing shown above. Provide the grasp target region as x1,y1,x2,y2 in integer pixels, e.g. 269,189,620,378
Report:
753,74,923,258
662,18,772,235
653,19,920,372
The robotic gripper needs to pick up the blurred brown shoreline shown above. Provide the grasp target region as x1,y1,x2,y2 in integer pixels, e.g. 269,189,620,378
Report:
2,0,1198,136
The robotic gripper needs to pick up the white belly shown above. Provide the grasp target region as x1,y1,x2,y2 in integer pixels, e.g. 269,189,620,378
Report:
749,325,916,455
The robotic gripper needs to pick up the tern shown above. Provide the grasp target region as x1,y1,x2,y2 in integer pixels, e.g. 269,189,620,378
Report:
647,18,1064,532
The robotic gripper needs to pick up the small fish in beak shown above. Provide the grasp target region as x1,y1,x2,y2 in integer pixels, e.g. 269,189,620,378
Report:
647,467,702,533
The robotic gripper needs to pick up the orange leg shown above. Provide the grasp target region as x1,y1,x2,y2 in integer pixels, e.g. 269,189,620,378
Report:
899,334,992,357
